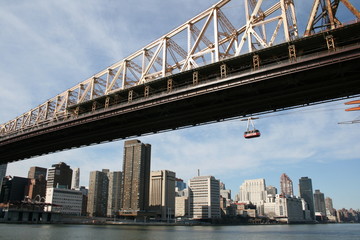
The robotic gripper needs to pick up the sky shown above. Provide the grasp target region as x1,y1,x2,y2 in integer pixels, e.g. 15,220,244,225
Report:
0,0,359,210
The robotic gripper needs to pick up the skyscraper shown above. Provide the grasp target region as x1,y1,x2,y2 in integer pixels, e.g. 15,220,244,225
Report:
87,169,109,217
189,175,220,219
299,177,315,220
314,189,326,216
120,140,151,217
325,197,336,216
71,168,80,190
26,176,47,200
238,178,267,216
280,173,294,196
28,166,47,179
47,162,73,189
149,170,176,220
107,171,122,217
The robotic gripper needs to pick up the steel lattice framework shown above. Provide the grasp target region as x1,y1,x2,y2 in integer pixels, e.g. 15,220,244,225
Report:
0,0,318,137
304,0,360,36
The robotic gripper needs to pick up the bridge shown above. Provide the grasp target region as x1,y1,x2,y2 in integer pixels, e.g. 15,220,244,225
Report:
1,0,360,163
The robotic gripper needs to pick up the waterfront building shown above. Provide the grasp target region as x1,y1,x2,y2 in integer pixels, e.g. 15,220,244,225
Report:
314,189,327,218
28,166,47,180
325,196,336,216
45,187,83,216
264,194,305,223
149,170,176,220
71,168,80,190
0,176,29,203
79,186,88,216
107,171,122,217
175,196,189,218
299,177,315,221
87,169,109,217
120,140,151,218
189,175,220,220
26,175,47,200
47,162,73,189
238,178,267,216
280,173,294,196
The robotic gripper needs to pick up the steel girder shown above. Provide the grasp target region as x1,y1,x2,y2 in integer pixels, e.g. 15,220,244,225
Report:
0,0,298,137
304,0,360,37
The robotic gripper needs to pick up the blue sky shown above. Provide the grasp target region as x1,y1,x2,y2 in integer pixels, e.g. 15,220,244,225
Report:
0,0,359,210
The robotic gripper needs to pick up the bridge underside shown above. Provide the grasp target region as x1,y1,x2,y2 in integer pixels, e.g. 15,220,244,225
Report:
1,23,360,163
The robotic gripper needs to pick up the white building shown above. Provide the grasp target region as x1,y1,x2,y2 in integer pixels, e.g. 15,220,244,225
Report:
71,168,80,190
189,176,220,219
149,170,176,220
45,188,83,216
238,178,267,216
175,196,189,218
264,194,306,223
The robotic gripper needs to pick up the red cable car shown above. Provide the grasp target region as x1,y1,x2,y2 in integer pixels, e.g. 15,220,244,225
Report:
244,129,261,138
242,117,261,139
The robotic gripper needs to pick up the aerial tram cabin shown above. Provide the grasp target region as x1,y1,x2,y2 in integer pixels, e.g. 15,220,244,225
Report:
242,117,261,139
244,129,261,139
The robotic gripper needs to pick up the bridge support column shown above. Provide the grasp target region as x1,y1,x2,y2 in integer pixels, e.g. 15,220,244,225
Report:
326,35,336,51
288,45,297,62
220,64,227,78
193,71,199,85
253,55,260,71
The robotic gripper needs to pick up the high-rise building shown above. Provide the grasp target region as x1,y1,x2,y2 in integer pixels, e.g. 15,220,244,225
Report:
28,166,47,180
280,173,294,196
325,196,336,216
189,175,220,219
0,176,29,203
87,169,109,217
175,196,189,218
149,170,176,220
47,162,73,189
238,178,267,216
314,189,326,216
71,168,80,190
26,175,47,200
107,171,122,217
175,178,186,191
120,140,151,217
299,177,315,221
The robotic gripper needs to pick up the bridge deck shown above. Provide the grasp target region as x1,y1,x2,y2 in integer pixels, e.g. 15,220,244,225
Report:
1,22,360,163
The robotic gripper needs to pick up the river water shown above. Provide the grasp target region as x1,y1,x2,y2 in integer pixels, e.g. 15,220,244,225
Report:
0,223,359,240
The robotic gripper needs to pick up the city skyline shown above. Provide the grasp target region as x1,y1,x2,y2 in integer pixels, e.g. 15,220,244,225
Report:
1,0,359,211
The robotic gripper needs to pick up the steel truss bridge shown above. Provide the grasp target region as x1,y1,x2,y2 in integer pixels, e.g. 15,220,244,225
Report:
1,0,359,163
